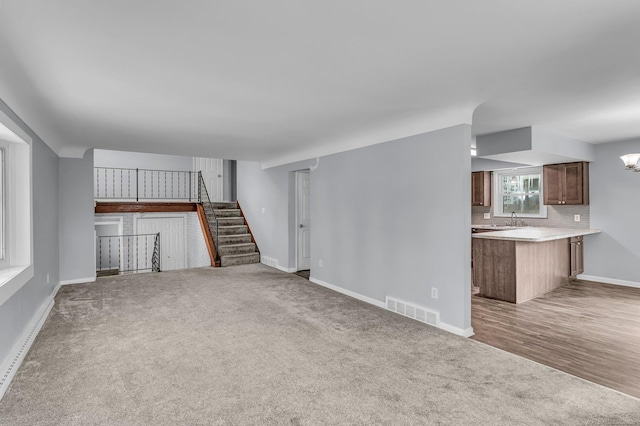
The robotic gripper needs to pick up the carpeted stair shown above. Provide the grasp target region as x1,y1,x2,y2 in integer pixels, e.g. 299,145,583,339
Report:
203,201,260,267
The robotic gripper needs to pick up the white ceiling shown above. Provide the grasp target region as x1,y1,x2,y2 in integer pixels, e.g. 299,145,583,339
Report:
1,1,640,166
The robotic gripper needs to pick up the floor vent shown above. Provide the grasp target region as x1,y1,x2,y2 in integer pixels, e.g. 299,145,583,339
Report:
385,296,440,327
261,256,277,268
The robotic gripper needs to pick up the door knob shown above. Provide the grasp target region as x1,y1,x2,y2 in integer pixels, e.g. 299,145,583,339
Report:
299,224,303,228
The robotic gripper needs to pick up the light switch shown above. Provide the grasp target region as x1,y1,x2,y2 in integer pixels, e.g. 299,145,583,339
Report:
483,213,491,220
261,207,265,214
574,214,581,222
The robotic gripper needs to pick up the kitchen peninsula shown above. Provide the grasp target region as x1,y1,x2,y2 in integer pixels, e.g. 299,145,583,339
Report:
472,227,601,303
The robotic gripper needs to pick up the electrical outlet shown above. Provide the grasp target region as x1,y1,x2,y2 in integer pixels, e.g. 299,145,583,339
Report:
319,259,323,267
431,288,438,299
261,207,265,213
574,214,581,222
483,213,491,220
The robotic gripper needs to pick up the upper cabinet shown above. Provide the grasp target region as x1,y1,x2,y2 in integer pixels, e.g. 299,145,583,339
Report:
543,162,589,205
472,171,491,207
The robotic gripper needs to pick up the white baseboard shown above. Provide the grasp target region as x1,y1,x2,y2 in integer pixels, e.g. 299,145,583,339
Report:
577,274,640,289
309,277,473,338
0,284,60,401
60,276,96,285
309,277,387,309
275,265,297,273
260,257,297,273
438,322,475,338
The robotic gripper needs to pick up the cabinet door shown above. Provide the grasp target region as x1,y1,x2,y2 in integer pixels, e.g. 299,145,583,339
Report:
543,164,564,205
564,163,584,205
570,237,584,276
471,171,491,206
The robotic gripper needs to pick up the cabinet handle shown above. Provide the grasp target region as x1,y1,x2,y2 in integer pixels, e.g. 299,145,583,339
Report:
480,202,483,205
558,201,562,204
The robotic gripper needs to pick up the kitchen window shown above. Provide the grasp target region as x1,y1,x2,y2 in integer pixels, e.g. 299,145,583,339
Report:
493,167,547,218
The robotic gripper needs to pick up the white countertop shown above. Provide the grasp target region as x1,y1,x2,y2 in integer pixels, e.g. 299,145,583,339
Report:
471,226,601,242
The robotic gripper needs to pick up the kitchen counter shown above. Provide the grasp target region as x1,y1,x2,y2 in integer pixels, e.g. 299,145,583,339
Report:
471,226,601,304
472,227,601,242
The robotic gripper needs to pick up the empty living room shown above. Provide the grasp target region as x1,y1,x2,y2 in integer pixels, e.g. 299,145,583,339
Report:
1,1,640,424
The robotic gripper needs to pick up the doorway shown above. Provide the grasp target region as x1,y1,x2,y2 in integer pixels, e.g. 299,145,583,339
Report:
135,215,186,271
295,170,311,271
95,219,123,275
194,157,223,202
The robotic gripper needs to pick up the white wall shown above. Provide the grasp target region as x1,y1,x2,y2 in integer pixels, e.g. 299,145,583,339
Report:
583,139,640,285
238,125,473,335
186,213,211,268
0,99,60,369
94,149,194,171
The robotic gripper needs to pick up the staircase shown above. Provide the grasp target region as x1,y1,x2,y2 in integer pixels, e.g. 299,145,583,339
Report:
202,201,260,267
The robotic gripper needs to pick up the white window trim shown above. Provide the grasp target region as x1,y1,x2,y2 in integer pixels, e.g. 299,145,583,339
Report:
493,166,548,218
0,109,33,306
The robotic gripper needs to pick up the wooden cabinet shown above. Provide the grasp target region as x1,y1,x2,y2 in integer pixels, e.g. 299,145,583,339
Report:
570,236,584,277
472,171,491,206
543,162,589,205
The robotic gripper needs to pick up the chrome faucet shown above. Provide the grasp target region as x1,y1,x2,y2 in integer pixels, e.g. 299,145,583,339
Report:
507,212,526,227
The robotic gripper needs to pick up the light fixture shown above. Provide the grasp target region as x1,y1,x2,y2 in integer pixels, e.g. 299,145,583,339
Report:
471,148,477,156
620,153,640,172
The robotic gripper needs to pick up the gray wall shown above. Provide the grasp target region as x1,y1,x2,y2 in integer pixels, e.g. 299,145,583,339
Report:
471,157,526,172
94,149,193,171
59,150,96,282
237,158,317,269
584,139,640,283
0,99,59,367
238,125,472,332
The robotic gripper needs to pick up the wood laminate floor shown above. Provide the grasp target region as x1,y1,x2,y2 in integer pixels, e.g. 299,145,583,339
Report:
472,279,640,399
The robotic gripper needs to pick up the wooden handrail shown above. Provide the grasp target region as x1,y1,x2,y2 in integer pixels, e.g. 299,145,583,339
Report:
196,204,220,267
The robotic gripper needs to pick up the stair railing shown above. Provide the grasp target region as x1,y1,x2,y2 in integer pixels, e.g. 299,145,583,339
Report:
96,232,161,276
197,172,219,261
94,167,198,201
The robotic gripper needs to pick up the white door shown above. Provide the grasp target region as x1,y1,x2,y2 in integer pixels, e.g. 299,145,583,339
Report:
193,157,223,202
137,217,186,271
296,171,311,270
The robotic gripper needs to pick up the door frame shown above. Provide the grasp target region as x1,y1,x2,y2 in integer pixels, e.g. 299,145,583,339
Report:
294,170,311,272
133,213,187,270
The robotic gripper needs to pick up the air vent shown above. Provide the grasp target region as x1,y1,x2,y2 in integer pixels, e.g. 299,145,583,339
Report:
385,296,440,327
387,299,396,311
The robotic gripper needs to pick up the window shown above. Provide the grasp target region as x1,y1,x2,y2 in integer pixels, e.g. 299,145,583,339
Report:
493,167,547,218
0,109,33,305
0,145,5,265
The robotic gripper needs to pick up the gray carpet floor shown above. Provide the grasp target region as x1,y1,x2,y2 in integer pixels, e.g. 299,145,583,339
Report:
1,264,640,425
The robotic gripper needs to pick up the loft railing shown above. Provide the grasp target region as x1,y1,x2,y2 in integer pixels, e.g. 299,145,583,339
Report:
96,233,160,276
94,167,199,201
197,172,219,262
